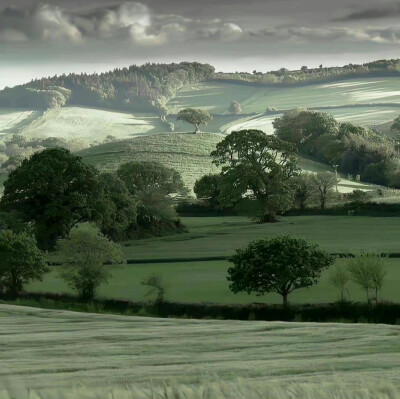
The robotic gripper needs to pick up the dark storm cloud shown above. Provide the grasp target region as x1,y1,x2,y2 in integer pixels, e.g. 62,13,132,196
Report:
334,3,400,21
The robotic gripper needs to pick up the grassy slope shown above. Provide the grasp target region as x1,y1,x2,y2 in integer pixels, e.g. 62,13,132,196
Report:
1,304,399,395
79,133,222,190
28,216,400,304
18,107,166,142
169,78,400,120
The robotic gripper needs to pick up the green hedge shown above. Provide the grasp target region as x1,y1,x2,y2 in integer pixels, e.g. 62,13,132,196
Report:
2,292,399,325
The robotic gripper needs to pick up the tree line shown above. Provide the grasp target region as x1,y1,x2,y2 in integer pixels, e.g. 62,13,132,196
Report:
213,59,400,86
0,62,215,113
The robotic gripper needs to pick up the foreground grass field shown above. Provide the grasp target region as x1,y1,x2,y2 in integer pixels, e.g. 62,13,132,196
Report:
28,216,400,304
0,304,399,398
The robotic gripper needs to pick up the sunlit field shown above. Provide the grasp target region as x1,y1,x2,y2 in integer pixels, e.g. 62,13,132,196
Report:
169,78,400,117
0,109,34,135
15,107,166,142
0,305,399,399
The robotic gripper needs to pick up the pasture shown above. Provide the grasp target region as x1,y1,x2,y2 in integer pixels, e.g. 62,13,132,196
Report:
0,304,399,399
28,216,400,304
13,107,167,142
169,78,400,119
0,109,34,135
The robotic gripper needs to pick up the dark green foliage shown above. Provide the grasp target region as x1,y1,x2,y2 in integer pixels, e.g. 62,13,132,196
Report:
228,235,334,305
274,109,398,186
0,148,99,250
93,173,137,241
0,62,215,112
117,161,188,197
290,173,316,210
117,161,187,234
194,174,222,207
176,108,212,133
0,230,47,297
3,291,400,324
211,130,298,222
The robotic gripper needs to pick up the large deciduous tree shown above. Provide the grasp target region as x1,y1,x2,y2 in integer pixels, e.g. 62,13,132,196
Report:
227,235,333,306
0,148,99,250
177,108,211,133
0,230,47,297
211,130,299,222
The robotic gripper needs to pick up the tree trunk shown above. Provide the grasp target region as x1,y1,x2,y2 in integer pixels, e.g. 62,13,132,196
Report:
282,292,289,306
321,197,326,211
194,124,200,134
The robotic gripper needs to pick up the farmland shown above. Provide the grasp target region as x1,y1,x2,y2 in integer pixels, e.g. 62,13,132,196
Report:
0,304,399,399
27,216,400,304
169,78,400,119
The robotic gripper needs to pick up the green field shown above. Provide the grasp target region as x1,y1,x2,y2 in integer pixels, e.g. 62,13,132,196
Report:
0,108,34,135
1,304,399,398
17,107,167,142
169,78,400,119
28,216,400,304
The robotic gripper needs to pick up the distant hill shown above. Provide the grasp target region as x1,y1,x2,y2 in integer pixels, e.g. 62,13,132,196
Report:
1,59,400,115
213,59,400,86
0,62,215,114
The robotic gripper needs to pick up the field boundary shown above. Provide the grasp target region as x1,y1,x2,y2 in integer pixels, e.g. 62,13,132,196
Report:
2,292,399,324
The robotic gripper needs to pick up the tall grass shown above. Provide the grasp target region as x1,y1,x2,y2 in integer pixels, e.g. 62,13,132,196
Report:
1,380,399,399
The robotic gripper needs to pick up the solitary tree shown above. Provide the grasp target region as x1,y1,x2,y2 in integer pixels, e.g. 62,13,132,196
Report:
229,101,242,115
194,174,222,207
311,172,337,210
228,235,334,305
177,108,211,133
329,263,350,301
57,223,125,300
211,130,299,222
0,230,47,297
0,148,99,250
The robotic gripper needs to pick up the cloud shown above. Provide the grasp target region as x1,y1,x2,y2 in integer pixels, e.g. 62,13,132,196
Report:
334,4,400,21
0,1,244,45
250,25,400,45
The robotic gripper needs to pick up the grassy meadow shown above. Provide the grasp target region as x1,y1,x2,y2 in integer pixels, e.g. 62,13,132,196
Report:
169,78,400,117
27,216,400,304
1,304,399,398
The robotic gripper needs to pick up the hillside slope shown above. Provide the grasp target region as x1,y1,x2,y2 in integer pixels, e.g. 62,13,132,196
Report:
1,304,399,396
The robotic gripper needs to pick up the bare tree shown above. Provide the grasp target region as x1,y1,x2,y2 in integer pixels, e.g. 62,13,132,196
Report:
329,263,350,301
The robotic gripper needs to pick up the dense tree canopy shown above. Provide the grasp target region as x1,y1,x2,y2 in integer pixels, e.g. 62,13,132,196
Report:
0,148,99,250
274,109,398,186
211,130,298,222
0,62,215,113
194,174,222,207
228,235,334,305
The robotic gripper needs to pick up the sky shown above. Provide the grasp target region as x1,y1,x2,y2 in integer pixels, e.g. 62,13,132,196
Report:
0,0,400,88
